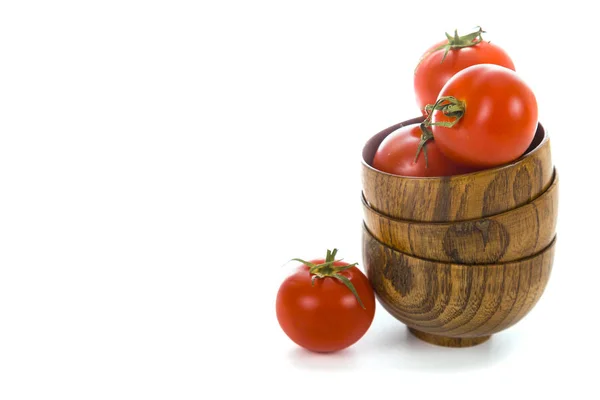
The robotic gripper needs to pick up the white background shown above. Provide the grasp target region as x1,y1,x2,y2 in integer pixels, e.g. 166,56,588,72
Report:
1,1,598,399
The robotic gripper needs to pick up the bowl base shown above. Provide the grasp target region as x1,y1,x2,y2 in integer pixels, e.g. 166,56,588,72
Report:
408,328,491,348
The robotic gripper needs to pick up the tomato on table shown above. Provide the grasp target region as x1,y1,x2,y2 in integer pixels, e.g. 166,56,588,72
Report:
276,249,375,353
372,123,474,177
414,27,515,113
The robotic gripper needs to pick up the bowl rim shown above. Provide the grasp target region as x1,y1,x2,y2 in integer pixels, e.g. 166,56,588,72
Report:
361,117,549,180
362,168,558,225
363,222,557,267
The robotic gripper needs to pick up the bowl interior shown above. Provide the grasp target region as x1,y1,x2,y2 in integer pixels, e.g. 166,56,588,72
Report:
362,117,547,174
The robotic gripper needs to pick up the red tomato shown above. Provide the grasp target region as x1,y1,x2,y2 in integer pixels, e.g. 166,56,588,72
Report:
414,27,515,113
429,64,538,168
276,249,375,353
372,123,475,177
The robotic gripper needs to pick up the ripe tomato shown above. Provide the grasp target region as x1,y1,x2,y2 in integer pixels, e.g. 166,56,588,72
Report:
276,249,375,353
414,27,515,113
372,123,475,177
428,64,538,168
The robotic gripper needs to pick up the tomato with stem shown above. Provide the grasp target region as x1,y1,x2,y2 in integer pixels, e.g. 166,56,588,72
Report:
422,63,538,169
414,27,515,114
276,249,375,353
372,123,474,177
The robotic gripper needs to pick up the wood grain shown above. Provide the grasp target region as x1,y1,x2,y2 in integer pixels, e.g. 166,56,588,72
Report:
408,328,491,347
362,170,559,264
361,117,553,222
363,225,555,347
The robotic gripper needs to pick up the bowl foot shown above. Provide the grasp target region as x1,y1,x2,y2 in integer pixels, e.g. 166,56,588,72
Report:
408,328,491,348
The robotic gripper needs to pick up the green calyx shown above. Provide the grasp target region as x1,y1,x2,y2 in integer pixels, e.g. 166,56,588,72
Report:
435,26,485,63
424,96,466,128
415,96,466,166
292,249,366,309
415,26,485,73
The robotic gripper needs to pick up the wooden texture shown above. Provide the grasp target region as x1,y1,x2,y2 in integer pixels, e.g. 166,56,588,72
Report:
408,328,490,347
362,170,559,264
361,117,553,222
363,225,555,347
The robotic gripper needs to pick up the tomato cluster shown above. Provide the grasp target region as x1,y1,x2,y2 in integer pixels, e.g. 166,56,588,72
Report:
374,27,538,175
277,27,539,354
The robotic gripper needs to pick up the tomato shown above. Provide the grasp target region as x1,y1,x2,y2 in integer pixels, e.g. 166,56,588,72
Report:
372,123,475,177
276,249,375,353
427,63,538,168
414,27,515,113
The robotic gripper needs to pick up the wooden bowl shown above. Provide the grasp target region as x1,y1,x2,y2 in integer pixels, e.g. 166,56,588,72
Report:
363,224,555,347
361,117,553,222
362,170,559,264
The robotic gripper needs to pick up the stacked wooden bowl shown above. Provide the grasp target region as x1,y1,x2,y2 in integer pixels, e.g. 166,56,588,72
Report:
361,116,558,347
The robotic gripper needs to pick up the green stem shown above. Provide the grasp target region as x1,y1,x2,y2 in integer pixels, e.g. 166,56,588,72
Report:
438,26,485,62
414,123,433,167
294,249,366,310
423,96,466,128
415,96,466,166
415,26,485,72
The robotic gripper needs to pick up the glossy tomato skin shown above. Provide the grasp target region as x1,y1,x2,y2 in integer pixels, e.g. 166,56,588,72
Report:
432,64,538,169
276,261,375,353
414,40,515,113
372,123,475,177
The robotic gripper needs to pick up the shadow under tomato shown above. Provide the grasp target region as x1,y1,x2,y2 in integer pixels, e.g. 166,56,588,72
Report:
287,346,358,371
